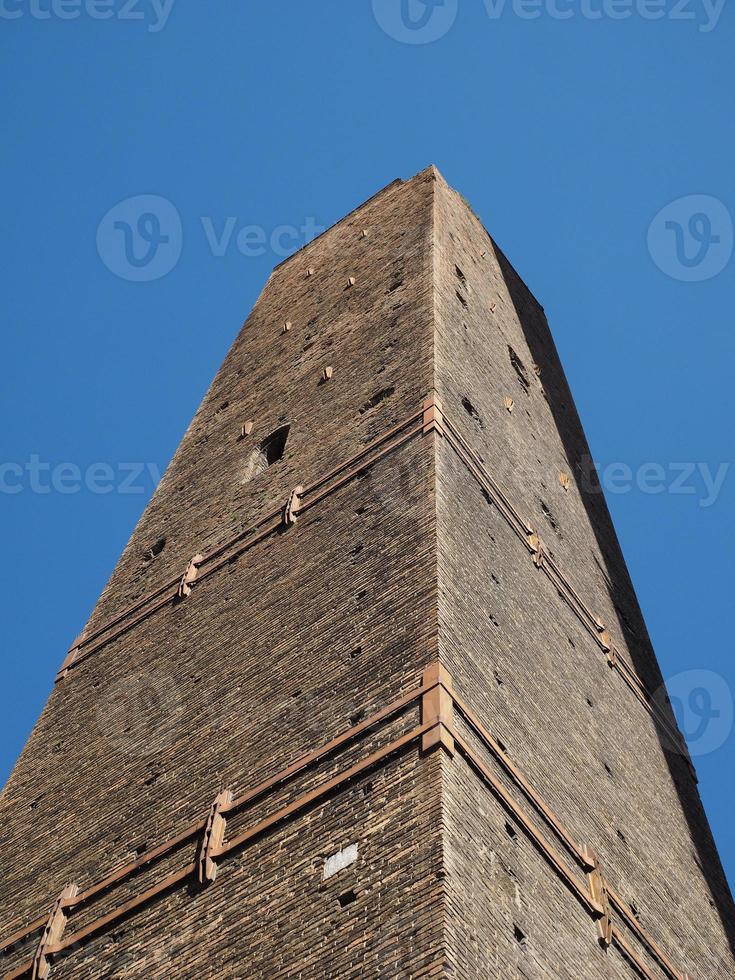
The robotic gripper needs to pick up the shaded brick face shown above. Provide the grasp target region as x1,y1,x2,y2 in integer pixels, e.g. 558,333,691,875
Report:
0,167,733,979
431,173,735,977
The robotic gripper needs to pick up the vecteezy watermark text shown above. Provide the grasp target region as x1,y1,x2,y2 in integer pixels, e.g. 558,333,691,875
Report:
96,194,326,282
200,215,325,259
372,0,726,42
486,456,731,509
579,458,731,509
482,0,725,32
0,457,161,495
0,0,176,31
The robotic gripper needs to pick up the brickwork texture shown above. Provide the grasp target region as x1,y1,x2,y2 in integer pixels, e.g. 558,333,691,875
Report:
0,166,733,979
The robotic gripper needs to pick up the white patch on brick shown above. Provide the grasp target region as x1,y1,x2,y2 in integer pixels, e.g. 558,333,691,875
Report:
323,843,358,880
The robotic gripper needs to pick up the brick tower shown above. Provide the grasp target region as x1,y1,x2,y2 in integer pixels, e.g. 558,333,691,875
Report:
1,167,733,979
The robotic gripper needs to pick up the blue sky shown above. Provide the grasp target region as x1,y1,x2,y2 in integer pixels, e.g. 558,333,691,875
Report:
1,0,733,892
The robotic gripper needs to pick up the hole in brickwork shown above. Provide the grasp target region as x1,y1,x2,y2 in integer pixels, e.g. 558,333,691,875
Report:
461,396,484,428
456,290,468,309
350,708,365,727
629,902,641,922
351,543,364,557
508,346,531,394
496,737,508,754
30,794,45,811
143,537,167,562
604,763,613,778
455,264,467,285
359,386,395,415
513,924,528,948
568,637,575,648
505,821,518,841
241,425,290,484
291,689,302,699
338,889,357,908
540,501,559,533
360,781,373,798
617,830,627,845
614,601,639,639
133,843,148,857
262,425,290,464
494,669,503,686
386,263,405,294
586,697,594,708
143,771,161,787
490,573,500,586
349,646,362,660
489,613,500,630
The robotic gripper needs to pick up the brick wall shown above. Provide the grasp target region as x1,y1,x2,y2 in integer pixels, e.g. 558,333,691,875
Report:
1,166,732,979
432,169,735,977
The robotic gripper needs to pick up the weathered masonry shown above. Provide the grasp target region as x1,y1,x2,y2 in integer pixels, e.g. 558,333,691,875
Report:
1,166,734,979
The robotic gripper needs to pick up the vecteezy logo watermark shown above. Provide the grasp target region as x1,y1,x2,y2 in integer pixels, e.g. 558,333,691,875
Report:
654,670,733,757
372,0,459,43
0,0,176,32
95,670,183,758
97,195,183,282
0,456,161,495
97,196,325,281
648,195,733,282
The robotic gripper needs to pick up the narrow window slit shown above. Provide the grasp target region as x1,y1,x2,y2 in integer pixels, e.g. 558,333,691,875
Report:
462,397,484,428
540,501,559,532
508,346,531,393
